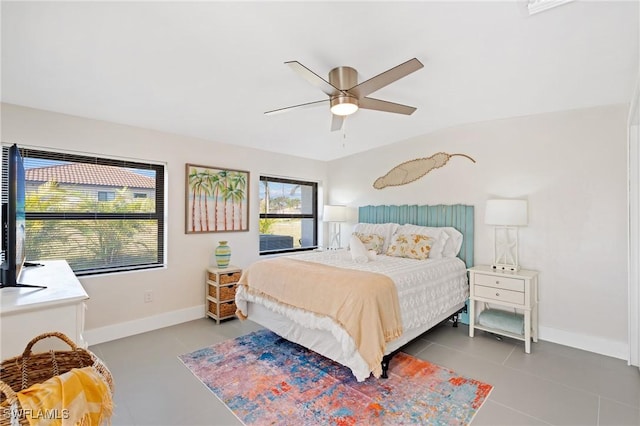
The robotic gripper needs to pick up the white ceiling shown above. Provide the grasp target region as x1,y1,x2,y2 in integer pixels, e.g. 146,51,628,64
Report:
2,1,638,161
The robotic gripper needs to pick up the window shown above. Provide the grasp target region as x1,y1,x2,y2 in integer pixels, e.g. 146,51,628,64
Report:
2,146,165,275
98,191,115,202
259,176,317,254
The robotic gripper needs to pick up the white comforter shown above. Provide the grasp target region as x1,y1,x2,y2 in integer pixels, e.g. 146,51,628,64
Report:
236,250,469,381
291,250,469,333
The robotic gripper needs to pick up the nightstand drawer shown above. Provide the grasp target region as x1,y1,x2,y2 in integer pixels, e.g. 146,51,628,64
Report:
474,274,525,292
474,285,525,304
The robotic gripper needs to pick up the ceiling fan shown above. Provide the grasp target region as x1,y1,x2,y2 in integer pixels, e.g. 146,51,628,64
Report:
264,58,424,131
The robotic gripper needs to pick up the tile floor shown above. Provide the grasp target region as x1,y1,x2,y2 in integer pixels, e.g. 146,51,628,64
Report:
90,318,640,425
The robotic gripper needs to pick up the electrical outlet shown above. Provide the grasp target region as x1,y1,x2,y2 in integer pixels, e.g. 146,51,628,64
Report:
144,290,153,303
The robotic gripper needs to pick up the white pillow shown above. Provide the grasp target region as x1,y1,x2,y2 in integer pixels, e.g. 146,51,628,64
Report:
352,232,385,254
440,227,464,258
352,222,400,253
349,234,369,264
396,224,449,259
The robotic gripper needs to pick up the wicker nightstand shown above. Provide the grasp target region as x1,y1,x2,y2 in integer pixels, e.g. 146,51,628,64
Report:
206,265,242,324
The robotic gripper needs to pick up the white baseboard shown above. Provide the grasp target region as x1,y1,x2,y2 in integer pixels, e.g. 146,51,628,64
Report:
83,306,631,363
84,305,205,346
539,325,629,361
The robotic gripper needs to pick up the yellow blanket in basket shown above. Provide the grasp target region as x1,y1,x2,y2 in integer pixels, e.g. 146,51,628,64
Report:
16,366,113,426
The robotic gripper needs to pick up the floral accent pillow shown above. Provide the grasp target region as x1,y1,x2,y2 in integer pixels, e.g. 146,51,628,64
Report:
396,225,449,259
386,234,433,260
353,232,385,254
352,223,399,253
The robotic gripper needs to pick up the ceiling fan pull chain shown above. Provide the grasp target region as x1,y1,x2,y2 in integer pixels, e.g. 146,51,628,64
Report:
342,118,348,148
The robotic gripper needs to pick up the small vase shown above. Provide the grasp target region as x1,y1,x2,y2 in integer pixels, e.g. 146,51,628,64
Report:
215,241,231,269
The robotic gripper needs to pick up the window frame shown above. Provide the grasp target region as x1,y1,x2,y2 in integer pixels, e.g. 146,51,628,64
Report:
97,191,116,202
259,175,318,255
3,145,166,276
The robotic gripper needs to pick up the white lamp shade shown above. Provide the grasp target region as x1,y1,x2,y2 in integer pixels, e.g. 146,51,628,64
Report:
323,205,347,222
485,199,528,226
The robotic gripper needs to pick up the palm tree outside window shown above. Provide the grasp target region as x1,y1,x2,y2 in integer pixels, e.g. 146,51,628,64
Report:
259,176,317,254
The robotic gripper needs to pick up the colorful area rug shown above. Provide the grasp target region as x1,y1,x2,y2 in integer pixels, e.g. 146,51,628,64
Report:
178,329,493,425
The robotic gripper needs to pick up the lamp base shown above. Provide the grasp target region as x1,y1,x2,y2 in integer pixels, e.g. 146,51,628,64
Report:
491,263,521,272
492,226,521,272
328,222,342,250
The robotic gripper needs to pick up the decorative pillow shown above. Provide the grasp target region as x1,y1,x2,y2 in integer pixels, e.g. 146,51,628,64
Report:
396,224,449,259
352,223,399,253
386,233,433,260
353,232,385,254
440,227,464,257
349,234,369,263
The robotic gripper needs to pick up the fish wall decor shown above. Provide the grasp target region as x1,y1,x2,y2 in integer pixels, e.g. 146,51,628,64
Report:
373,152,476,189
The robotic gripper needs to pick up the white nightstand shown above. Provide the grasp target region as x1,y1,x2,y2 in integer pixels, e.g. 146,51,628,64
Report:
468,265,539,353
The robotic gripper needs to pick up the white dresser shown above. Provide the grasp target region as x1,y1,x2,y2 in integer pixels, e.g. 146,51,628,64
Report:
0,260,89,360
468,265,539,353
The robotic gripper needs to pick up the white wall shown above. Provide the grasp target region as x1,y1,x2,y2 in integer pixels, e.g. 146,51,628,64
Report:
0,103,328,343
328,104,629,359
2,103,630,359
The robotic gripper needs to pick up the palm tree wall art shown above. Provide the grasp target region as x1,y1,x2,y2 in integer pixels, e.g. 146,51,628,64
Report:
186,164,250,233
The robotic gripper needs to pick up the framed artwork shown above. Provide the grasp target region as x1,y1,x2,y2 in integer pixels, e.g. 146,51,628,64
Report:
186,164,250,233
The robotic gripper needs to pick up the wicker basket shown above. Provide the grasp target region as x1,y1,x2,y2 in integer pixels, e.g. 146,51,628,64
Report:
208,284,237,300
0,381,27,426
220,272,241,284
219,301,236,317
0,332,113,426
208,301,236,318
208,271,241,284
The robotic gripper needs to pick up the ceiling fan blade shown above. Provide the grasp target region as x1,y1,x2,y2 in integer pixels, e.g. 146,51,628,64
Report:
348,58,424,99
286,61,344,96
330,114,344,132
358,97,417,115
264,99,328,115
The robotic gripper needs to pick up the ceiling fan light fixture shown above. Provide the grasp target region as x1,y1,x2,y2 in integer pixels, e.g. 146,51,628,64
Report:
330,96,359,116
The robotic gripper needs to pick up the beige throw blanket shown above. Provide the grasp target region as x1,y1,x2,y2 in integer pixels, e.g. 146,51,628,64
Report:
236,257,403,378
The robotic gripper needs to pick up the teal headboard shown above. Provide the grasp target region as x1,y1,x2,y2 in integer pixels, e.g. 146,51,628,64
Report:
358,204,474,268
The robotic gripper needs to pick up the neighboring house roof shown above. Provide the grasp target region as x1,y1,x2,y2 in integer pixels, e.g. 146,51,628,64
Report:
26,163,155,189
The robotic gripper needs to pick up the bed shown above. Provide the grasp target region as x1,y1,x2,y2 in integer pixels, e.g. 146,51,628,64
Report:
236,204,474,382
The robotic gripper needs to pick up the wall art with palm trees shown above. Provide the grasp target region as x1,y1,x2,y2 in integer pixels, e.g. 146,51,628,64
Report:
186,164,249,233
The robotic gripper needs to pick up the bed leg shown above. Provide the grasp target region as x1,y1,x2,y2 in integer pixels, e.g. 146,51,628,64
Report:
381,354,392,379
450,305,467,328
